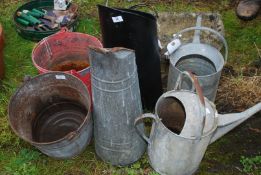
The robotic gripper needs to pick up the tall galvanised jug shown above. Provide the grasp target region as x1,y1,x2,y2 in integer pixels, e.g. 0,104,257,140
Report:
89,47,146,166
167,15,228,102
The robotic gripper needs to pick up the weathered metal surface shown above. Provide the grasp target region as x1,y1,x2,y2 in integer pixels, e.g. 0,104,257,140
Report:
8,72,92,159
156,96,186,134
167,15,228,102
89,47,146,166
135,72,261,175
0,24,4,80
32,28,102,97
98,5,163,110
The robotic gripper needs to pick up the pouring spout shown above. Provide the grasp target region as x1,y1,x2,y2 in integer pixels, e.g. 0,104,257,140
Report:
210,102,261,144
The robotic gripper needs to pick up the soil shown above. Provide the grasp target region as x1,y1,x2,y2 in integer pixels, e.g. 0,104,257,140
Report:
158,12,225,50
197,66,261,174
198,114,261,174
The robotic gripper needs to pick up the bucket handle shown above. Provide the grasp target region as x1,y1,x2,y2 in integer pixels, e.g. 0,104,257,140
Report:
175,71,206,137
128,3,159,18
134,113,158,145
59,27,69,33
175,26,228,63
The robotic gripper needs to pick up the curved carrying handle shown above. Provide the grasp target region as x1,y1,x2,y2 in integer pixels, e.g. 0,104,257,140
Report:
134,113,157,144
59,27,69,33
175,26,228,63
175,71,206,137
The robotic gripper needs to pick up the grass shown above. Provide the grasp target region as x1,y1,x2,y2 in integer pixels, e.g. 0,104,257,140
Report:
240,156,261,174
0,0,260,174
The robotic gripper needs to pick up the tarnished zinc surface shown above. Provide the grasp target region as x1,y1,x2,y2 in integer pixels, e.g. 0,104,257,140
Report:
167,15,228,102
89,47,146,166
8,72,92,159
135,72,261,175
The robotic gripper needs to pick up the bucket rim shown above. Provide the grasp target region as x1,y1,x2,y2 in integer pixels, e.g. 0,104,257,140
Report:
154,90,218,140
31,31,103,74
8,72,92,146
170,43,225,78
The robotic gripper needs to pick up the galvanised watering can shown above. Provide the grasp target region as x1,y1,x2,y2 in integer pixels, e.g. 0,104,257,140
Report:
167,15,228,102
89,47,146,166
135,71,261,175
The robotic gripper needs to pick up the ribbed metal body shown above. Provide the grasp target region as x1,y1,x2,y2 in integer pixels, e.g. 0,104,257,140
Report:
89,47,146,166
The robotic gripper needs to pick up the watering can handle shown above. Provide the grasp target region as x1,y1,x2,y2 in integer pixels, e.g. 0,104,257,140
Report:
134,113,157,145
174,71,206,136
175,26,228,63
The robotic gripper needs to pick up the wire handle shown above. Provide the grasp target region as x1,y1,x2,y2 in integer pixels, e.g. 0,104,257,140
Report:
175,26,228,63
128,3,159,18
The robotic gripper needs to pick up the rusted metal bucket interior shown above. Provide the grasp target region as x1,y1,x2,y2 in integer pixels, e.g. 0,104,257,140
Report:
8,73,90,144
157,97,186,134
175,54,217,76
32,32,102,72
34,43,90,72
32,101,87,142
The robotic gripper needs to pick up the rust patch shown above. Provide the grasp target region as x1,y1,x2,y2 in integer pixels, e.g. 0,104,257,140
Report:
50,60,89,71
32,101,87,143
157,97,186,134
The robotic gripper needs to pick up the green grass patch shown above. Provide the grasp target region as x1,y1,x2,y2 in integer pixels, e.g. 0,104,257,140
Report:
240,156,261,174
0,0,260,174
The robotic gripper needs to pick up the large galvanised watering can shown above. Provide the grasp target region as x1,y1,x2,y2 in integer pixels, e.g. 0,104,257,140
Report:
167,15,228,102
135,71,261,175
89,47,146,166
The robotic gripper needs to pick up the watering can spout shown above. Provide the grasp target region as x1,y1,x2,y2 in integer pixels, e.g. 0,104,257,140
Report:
210,102,261,144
